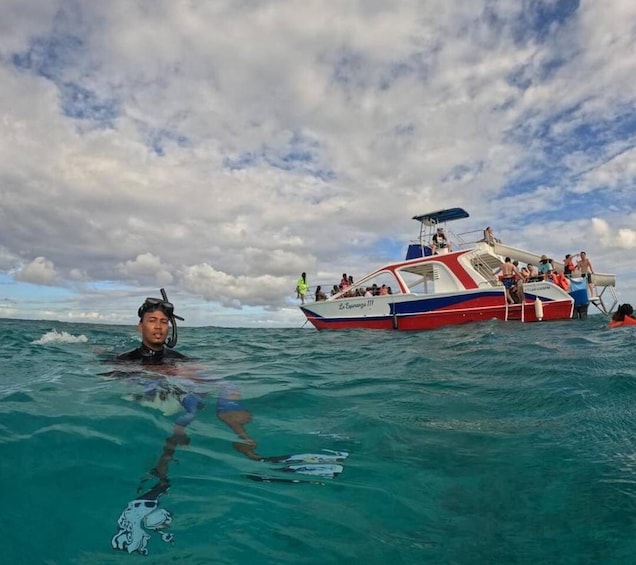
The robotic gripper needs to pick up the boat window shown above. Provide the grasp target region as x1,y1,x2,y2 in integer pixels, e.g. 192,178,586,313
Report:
399,261,463,294
400,267,435,294
350,272,398,295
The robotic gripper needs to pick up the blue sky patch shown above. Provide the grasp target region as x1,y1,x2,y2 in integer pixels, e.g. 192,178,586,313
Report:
12,33,119,127
224,133,336,180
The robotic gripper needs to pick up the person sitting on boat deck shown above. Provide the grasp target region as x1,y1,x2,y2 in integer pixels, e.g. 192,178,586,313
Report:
526,263,540,281
537,255,553,280
608,303,636,328
516,264,530,299
296,272,309,304
576,251,595,296
563,254,576,276
315,285,327,301
498,257,520,304
431,227,451,254
481,226,501,246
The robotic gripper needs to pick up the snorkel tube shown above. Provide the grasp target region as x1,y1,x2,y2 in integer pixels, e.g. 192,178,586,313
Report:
160,288,183,348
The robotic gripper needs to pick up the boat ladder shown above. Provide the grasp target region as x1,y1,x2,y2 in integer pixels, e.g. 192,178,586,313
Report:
504,289,526,323
504,289,509,321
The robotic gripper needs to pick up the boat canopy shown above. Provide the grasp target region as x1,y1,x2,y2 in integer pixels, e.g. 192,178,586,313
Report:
412,208,470,226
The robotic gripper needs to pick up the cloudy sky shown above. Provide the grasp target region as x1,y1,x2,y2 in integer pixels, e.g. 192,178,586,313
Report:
1,0,634,327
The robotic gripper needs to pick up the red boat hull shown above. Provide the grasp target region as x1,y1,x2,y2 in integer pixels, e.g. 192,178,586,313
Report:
304,299,574,331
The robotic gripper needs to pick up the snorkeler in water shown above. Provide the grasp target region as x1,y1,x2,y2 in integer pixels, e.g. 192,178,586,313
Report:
111,290,204,554
111,290,271,554
117,288,186,363
109,289,347,554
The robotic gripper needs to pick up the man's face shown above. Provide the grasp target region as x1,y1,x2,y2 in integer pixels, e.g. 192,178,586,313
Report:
138,309,170,350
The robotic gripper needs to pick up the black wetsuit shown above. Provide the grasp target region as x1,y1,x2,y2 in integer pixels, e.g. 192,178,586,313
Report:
117,344,187,364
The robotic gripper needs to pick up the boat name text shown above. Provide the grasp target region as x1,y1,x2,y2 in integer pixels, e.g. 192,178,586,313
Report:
338,300,374,311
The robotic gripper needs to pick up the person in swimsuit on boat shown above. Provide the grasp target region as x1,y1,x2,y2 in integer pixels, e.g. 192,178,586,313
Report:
498,257,520,304
576,251,595,296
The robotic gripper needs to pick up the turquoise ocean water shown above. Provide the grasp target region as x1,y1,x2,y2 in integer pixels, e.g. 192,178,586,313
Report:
1,316,635,564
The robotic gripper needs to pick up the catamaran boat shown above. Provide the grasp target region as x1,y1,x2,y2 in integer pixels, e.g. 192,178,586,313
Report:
300,208,617,331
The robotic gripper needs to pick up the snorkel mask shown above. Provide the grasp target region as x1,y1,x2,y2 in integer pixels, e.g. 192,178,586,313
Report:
137,288,184,348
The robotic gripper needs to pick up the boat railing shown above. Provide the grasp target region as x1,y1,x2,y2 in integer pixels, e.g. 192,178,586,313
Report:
454,229,486,250
589,283,618,316
410,227,483,255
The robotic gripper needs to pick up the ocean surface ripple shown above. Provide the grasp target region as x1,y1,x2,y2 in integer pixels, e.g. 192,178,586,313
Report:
1,316,635,564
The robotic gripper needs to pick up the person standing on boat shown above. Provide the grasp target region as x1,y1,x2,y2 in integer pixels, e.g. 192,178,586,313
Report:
498,257,520,304
432,227,451,254
296,272,309,304
563,254,576,276
576,252,595,296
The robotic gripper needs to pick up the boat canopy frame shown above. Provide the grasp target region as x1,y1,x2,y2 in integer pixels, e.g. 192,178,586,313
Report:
412,208,470,226
407,207,470,259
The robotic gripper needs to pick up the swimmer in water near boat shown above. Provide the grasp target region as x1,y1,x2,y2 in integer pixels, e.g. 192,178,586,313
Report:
109,289,347,554
110,290,204,555
608,303,636,328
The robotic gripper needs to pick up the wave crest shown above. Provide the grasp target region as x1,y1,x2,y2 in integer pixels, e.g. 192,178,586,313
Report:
32,330,88,345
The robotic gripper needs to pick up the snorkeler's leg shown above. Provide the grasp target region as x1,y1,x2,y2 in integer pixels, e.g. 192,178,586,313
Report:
217,409,263,459
143,392,203,486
